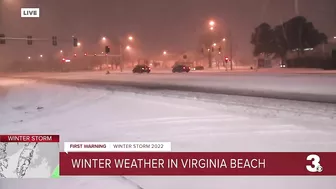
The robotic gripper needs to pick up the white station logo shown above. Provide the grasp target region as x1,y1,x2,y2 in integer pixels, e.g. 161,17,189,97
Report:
21,8,40,18
306,154,323,173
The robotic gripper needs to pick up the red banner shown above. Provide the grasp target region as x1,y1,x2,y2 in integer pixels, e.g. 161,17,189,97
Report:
0,135,60,142
60,152,336,176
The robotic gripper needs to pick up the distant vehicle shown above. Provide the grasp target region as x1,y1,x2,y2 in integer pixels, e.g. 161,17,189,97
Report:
132,65,151,73
172,65,190,73
280,63,286,68
192,66,205,70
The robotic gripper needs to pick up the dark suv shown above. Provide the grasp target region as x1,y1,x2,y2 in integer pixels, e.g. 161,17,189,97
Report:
132,65,151,73
172,65,190,73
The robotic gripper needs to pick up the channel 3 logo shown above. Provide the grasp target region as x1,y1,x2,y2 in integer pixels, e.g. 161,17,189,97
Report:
306,154,323,173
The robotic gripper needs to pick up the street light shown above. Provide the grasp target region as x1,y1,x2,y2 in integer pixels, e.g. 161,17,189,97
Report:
40,55,43,58
210,27,214,30
126,45,131,50
213,43,216,46
209,20,215,26
28,56,31,59
60,50,63,53
222,38,226,41
77,42,81,46
102,37,106,41
334,36,336,39
163,51,167,55
128,36,133,41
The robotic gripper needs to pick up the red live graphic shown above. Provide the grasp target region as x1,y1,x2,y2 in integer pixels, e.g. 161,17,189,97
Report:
59,152,336,176
0,135,60,142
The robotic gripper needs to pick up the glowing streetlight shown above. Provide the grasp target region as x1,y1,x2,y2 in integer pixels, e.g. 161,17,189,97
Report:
210,27,214,30
77,42,81,46
209,20,215,26
102,37,106,41
163,51,167,55
213,43,216,46
101,51,104,54
60,50,63,53
334,36,336,39
40,54,43,58
28,56,31,59
126,45,131,50
222,38,226,41
128,36,133,41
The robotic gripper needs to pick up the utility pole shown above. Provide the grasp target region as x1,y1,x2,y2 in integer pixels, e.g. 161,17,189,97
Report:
119,44,123,72
294,0,299,15
229,30,233,70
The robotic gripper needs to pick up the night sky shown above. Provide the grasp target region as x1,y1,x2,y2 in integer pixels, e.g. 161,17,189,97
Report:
0,0,335,67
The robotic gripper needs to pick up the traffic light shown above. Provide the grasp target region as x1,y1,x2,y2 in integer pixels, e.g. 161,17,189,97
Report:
52,36,57,46
73,37,78,47
0,34,5,44
27,36,33,45
105,46,110,54
225,57,229,63
332,50,336,59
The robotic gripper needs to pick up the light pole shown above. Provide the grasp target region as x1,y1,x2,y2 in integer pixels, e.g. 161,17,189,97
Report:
228,31,233,70
119,36,134,72
163,51,168,68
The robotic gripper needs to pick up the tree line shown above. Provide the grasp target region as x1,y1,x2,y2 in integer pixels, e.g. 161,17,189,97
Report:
250,16,328,62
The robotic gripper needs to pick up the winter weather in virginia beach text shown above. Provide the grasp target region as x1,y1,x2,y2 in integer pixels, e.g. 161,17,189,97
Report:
1,0,336,189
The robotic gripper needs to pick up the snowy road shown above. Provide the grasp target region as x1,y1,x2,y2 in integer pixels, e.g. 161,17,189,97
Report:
0,78,336,188
6,70,336,103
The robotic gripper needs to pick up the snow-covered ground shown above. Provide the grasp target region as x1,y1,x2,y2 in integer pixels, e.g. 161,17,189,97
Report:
0,78,336,189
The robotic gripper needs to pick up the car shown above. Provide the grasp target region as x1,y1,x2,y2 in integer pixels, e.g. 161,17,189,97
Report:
280,63,286,68
133,65,151,73
192,66,205,70
172,65,190,73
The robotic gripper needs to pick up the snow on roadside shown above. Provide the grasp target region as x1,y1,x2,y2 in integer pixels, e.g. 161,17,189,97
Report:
1,78,336,189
